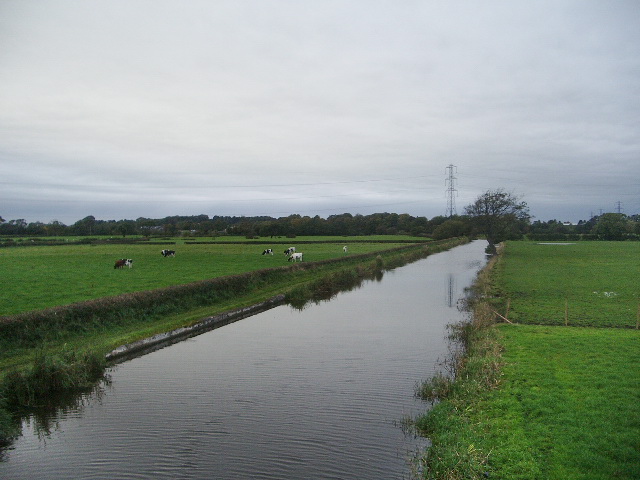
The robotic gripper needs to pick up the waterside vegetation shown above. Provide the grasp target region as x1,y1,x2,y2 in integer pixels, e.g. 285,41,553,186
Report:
415,242,640,479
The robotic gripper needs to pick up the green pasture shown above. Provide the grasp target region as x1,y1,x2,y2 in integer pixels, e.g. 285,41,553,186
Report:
0,239,409,316
417,240,640,479
483,325,640,479
493,241,639,327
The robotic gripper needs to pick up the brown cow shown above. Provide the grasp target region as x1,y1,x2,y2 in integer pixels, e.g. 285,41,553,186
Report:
114,259,133,269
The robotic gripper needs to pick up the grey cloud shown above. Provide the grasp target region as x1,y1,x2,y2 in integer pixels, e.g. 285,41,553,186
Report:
1,1,638,224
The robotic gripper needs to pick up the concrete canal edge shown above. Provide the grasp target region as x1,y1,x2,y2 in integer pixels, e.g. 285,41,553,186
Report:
105,294,286,363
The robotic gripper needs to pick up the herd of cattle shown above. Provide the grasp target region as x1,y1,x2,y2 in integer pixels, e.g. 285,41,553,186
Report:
261,246,307,262
115,246,348,269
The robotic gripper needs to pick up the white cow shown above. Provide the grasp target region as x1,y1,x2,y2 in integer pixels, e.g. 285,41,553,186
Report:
288,252,303,262
284,247,296,255
343,246,348,254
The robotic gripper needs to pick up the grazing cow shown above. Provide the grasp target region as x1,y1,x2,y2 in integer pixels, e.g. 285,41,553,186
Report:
284,247,296,255
262,248,274,255
343,246,348,254
288,252,303,262
114,259,133,269
161,249,176,257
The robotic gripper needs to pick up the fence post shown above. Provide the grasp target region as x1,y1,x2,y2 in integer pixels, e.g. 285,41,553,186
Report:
636,303,639,330
505,298,511,322
564,299,569,326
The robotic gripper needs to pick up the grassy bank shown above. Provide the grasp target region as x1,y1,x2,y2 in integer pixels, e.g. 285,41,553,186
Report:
0,237,466,445
415,241,640,479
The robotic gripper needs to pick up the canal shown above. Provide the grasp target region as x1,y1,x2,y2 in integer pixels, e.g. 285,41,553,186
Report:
0,240,488,479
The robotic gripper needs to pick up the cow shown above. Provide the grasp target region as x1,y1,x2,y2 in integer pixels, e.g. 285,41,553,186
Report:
284,247,296,255
343,246,348,254
288,252,303,262
114,259,133,269
161,249,176,257
262,248,274,255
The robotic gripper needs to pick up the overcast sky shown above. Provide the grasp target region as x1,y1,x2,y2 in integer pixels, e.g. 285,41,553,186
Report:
1,0,638,225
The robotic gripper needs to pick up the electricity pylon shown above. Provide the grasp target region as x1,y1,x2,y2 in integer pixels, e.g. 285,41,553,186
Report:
445,164,457,217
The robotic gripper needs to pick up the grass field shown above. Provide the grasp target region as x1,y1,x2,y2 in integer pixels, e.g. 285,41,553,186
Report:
417,241,640,479
487,325,640,479
493,241,640,327
0,239,413,315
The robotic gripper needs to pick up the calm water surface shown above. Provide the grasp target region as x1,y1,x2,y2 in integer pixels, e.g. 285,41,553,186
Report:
1,241,487,479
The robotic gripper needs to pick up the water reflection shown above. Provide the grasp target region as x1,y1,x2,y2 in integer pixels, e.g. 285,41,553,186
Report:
446,274,456,308
3,378,111,449
288,267,385,310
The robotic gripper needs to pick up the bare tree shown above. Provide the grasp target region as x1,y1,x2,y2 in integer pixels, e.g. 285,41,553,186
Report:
465,189,530,254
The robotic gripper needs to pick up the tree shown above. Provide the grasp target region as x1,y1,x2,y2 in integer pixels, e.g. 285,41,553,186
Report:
72,215,96,235
464,189,530,254
432,218,470,240
592,213,629,240
46,220,66,236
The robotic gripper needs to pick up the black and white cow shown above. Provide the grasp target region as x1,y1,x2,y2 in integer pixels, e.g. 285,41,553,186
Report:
284,247,296,256
262,248,274,255
161,249,176,257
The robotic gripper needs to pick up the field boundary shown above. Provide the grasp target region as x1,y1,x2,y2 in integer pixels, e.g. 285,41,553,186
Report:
185,239,428,244
493,297,640,329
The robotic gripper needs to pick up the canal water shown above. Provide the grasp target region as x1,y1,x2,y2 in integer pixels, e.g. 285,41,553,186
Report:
0,241,487,479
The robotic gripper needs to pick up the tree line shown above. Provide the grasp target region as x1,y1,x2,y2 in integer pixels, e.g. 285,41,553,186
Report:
1,190,638,242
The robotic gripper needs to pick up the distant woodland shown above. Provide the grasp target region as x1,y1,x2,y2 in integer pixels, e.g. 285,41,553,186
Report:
1,212,638,241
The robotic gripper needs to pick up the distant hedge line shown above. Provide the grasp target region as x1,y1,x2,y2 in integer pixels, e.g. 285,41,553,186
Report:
184,239,426,245
525,233,639,241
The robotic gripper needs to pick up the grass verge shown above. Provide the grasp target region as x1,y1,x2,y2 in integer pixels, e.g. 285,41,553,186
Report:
414,241,640,480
